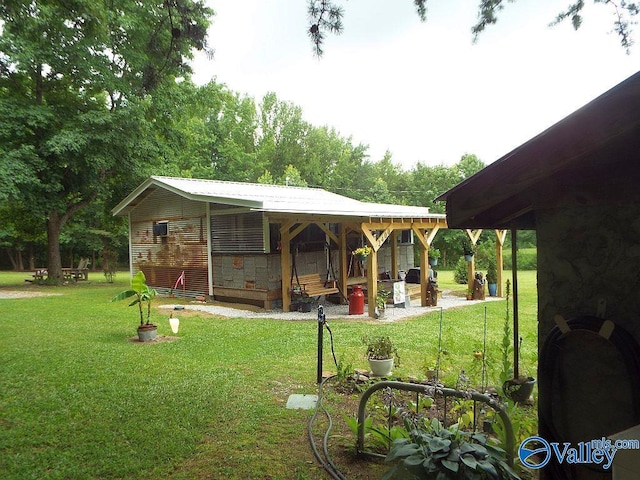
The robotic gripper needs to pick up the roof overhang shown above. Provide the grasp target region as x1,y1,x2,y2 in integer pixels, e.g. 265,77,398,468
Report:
436,70,640,230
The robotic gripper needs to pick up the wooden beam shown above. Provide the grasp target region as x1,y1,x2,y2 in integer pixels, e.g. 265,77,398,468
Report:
316,222,339,245
340,225,347,303
391,230,399,281
465,229,482,291
495,229,507,297
280,225,292,313
368,251,378,318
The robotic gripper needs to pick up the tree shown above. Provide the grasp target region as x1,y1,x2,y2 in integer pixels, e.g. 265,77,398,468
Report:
307,0,639,55
0,0,213,282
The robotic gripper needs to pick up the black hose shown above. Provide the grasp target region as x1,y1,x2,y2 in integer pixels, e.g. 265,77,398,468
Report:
308,321,348,480
538,315,640,479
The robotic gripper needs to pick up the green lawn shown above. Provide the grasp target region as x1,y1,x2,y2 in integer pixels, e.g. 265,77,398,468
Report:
0,270,538,479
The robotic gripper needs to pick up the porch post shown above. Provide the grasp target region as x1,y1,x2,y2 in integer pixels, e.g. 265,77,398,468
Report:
495,230,507,297
280,223,292,313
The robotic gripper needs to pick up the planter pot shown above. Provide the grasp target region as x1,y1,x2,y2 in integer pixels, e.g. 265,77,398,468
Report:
137,324,158,342
429,258,438,266
368,357,394,377
464,254,473,262
488,283,497,296
299,302,312,313
503,376,536,402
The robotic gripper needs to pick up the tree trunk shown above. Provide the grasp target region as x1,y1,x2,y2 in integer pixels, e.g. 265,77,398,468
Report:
28,246,35,271
5,248,19,270
47,212,64,283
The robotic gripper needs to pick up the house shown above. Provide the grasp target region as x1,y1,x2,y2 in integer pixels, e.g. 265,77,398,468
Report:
437,71,640,479
112,176,448,317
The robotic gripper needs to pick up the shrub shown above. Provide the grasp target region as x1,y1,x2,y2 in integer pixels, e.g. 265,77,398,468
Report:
454,257,468,284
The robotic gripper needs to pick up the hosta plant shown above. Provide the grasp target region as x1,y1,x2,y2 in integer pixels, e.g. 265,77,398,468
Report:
383,417,520,480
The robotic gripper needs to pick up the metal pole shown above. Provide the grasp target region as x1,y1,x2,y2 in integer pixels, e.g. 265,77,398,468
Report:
317,305,325,384
511,228,519,379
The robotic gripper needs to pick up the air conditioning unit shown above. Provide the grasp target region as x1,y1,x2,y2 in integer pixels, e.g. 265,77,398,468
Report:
153,221,169,237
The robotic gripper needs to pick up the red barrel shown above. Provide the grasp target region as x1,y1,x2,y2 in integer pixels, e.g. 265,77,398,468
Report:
349,285,365,315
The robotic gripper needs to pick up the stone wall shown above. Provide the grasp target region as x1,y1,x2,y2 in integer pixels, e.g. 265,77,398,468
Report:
537,204,640,480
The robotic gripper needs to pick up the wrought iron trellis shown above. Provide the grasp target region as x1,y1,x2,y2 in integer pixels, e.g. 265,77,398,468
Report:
356,380,516,467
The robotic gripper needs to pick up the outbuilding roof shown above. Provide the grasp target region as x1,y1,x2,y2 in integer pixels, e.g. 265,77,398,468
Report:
113,176,444,221
436,70,640,229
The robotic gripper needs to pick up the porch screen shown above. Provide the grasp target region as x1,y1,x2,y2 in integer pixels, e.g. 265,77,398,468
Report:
210,210,267,253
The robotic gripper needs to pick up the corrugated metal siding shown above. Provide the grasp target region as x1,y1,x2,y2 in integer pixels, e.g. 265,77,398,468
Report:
130,189,209,296
210,207,266,253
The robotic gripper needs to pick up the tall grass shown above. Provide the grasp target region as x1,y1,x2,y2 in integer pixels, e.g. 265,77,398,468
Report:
0,270,537,479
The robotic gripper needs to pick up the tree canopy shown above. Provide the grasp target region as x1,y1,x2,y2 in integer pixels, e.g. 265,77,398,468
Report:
307,0,640,55
0,0,213,281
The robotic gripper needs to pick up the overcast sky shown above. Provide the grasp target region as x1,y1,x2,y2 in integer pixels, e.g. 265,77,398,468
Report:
191,0,640,169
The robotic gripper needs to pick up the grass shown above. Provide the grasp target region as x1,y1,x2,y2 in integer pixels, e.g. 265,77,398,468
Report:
0,269,538,479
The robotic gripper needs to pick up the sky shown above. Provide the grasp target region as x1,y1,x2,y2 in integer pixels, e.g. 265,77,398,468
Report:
191,0,640,170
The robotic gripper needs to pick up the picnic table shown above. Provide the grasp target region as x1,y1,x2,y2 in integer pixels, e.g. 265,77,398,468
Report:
26,258,90,283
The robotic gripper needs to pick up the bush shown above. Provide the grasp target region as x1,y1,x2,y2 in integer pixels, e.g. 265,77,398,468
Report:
454,257,468,284
502,248,537,270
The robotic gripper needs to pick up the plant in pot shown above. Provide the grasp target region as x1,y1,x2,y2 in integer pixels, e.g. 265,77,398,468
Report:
486,256,498,296
112,271,158,342
462,237,475,262
363,335,399,377
375,288,391,318
499,280,535,402
428,248,440,266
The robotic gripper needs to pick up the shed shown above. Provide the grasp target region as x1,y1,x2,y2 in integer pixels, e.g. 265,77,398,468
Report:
113,176,448,317
437,71,640,479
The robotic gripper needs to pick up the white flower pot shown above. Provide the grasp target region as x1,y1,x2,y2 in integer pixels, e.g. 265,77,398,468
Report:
368,358,394,377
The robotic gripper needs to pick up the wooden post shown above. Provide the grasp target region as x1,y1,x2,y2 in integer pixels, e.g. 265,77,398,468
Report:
391,230,399,281
367,248,378,318
339,226,348,303
280,223,292,313
495,230,507,297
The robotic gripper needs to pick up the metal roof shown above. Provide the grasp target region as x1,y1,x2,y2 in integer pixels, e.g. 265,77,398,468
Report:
112,176,443,221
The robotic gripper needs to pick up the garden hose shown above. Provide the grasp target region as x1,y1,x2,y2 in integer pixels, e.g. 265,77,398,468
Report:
538,315,640,479
308,320,348,480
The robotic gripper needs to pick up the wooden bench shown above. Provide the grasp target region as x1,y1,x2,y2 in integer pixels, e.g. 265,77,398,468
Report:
213,286,282,309
293,273,339,298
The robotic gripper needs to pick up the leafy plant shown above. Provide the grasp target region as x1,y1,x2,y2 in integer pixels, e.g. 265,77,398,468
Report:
499,280,514,387
363,335,399,364
383,418,520,480
462,237,475,257
376,288,391,310
454,257,468,284
429,248,441,260
486,256,498,285
111,271,157,326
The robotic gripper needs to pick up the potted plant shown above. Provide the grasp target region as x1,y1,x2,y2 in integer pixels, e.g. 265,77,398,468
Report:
375,288,391,318
353,245,372,262
503,337,536,403
462,237,475,262
486,256,498,296
384,418,520,480
428,248,440,266
112,271,158,342
363,335,399,376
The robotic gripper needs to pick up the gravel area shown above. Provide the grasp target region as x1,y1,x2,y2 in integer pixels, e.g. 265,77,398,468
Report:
0,290,61,299
160,291,502,322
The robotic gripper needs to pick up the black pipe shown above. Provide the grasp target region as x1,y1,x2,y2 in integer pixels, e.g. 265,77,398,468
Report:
511,228,519,378
317,305,325,384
